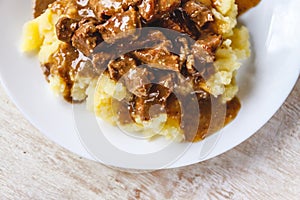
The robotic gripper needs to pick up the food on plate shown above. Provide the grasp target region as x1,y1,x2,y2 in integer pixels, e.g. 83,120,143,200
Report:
21,0,259,142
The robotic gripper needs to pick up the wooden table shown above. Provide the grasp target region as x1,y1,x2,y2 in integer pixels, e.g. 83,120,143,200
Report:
0,78,299,199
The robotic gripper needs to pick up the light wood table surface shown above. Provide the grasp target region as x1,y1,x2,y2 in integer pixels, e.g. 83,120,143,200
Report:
0,78,299,200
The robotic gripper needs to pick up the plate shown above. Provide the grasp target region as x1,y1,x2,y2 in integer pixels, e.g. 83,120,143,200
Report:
0,0,299,169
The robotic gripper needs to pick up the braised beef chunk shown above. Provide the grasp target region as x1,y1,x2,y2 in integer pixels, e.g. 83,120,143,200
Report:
138,30,169,47
88,0,123,21
132,39,181,72
176,37,191,66
97,8,141,43
133,48,181,72
197,34,222,54
125,0,142,7
34,0,56,18
191,71,211,95
138,0,158,22
158,73,176,92
181,34,221,79
138,0,181,22
196,0,212,7
56,17,79,43
77,60,101,78
160,9,199,39
121,30,170,53
190,34,222,71
88,0,140,21
174,9,200,38
160,18,185,33
157,0,181,15
92,52,114,73
189,41,216,80
71,17,102,56
92,30,169,58
183,0,214,29
192,41,215,64
123,67,155,97
131,84,172,121
131,95,152,121
108,56,137,80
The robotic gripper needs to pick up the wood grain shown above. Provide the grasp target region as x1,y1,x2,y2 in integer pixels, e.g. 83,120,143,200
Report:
0,78,299,200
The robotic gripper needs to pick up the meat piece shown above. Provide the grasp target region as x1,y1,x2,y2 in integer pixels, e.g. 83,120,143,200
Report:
158,73,177,92
186,54,197,74
176,37,190,65
192,71,211,96
150,84,173,107
131,36,181,72
138,0,158,22
109,30,170,56
89,0,123,20
123,67,154,97
56,17,79,43
160,9,200,39
134,50,180,72
138,0,181,22
34,0,56,18
189,46,213,78
97,8,141,43
200,0,212,7
92,30,169,64
191,34,222,64
122,0,142,9
92,52,114,74
77,60,100,78
89,0,140,21
183,0,214,29
108,56,137,81
131,84,171,121
160,17,185,34
185,34,221,78
132,95,152,121
197,34,222,55
71,17,102,56
137,30,169,48
133,47,181,72
158,0,181,13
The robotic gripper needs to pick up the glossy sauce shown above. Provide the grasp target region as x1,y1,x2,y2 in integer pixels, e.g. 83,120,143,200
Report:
35,0,96,19
235,0,261,15
34,0,56,18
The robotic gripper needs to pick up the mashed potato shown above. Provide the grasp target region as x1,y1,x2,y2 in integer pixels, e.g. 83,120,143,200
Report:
207,26,250,102
21,0,250,142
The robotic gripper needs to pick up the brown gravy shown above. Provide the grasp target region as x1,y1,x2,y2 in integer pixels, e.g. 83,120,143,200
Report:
235,0,261,15
34,0,56,18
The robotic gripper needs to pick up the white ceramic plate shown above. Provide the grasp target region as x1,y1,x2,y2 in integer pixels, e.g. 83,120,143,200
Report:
0,0,299,169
